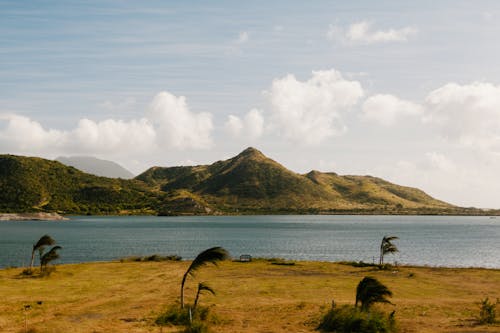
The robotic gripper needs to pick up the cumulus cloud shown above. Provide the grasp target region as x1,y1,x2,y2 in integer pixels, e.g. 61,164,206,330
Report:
225,108,264,140
361,94,423,126
148,91,213,149
0,114,67,151
267,69,364,145
424,82,500,151
327,21,417,44
0,91,213,157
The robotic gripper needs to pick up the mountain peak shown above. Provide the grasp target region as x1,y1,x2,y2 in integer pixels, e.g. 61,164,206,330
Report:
237,147,265,159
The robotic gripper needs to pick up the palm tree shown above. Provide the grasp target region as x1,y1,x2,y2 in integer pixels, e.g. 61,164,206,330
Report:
30,235,55,271
355,276,392,311
379,235,399,265
40,246,62,271
180,247,229,309
193,282,215,313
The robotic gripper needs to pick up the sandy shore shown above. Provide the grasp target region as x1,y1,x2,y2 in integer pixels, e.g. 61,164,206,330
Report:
0,212,68,221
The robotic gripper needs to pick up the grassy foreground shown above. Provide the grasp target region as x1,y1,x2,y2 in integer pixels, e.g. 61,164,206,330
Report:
1,260,499,333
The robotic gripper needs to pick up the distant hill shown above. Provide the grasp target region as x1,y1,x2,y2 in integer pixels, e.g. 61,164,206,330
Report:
56,156,135,179
1,148,487,215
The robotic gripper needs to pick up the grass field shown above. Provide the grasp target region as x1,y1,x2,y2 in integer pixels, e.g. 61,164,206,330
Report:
1,260,499,332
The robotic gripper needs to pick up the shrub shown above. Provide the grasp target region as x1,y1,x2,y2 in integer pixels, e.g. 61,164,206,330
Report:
478,297,498,324
318,305,396,333
120,254,182,263
182,321,210,333
155,305,191,326
155,304,214,327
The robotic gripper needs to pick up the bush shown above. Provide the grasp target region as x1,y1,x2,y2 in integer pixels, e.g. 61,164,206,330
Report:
155,304,213,327
120,254,182,263
155,305,191,326
318,305,396,333
478,297,498,324
182,321,210,333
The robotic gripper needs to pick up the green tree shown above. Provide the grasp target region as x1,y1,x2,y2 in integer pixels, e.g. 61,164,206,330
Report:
193,282,215,313
180,247,229,309
40,246,62,271
379,235,399,265
30,235,55,271
355,276,393,311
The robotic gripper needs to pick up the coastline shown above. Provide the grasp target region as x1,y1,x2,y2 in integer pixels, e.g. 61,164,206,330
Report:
0,212,68,221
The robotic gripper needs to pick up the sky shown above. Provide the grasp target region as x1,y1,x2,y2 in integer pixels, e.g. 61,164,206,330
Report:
2,1,500,208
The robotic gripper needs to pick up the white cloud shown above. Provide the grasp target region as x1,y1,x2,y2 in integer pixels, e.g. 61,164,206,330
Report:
224,115,243,137
267,69,364,145
0,91,214,158
70,118,156,154
382,152,500,208
0,114,67,151
424,82,500,151
237,31,249,44
327,21,417,44
224,108,264,140
148,91,213,149
361,94,423,126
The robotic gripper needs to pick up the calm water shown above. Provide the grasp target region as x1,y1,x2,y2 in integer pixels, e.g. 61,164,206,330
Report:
0,215,499,268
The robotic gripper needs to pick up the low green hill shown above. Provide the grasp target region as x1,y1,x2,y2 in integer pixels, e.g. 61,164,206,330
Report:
0,155,157,214
0,149,478,215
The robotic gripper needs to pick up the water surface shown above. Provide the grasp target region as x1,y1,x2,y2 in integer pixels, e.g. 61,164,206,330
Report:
0,215,498,268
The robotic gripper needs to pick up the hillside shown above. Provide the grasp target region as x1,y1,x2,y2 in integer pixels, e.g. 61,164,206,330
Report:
0,155,157,215
56,156,135,179
0,149,475,215
136,147,456,214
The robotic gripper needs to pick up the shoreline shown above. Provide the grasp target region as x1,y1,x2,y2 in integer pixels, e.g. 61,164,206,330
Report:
0,212,68,221
2,258,500,271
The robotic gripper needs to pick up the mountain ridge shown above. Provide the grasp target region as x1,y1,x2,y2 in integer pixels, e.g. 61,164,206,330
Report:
0,148,489,215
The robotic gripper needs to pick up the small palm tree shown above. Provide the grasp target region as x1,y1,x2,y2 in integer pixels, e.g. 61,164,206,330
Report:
193,282,215,313
30,235,55,271
180,247,229,309
355,276,393,311
379,235,399,265
40,246,62,271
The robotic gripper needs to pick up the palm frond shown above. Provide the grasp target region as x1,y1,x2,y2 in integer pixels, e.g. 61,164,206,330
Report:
34,235,55,250
383,235,399,243
198,282,216,296
356,276,393,311
41,246,62,267
382,243,399,254
186,247,229,278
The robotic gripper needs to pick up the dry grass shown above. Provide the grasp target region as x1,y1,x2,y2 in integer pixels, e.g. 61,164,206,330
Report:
1,260,499,333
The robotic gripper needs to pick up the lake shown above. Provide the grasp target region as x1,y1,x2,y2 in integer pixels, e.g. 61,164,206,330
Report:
0,215,499,269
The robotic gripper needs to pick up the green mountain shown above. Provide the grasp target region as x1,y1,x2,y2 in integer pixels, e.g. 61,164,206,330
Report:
0,148,480,215
137,147,455,214
0,155,158,215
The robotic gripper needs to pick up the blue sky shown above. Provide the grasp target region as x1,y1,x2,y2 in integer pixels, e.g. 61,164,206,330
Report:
2,1,500,207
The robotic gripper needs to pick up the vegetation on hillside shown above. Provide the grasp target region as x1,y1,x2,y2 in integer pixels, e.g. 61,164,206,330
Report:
0,148,493,215
0,155,159,214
